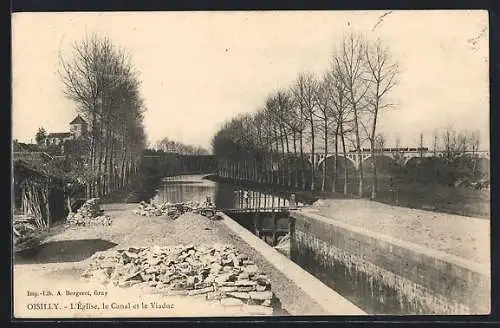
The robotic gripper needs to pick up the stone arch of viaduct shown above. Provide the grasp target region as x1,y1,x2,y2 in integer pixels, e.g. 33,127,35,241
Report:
308,151,490,171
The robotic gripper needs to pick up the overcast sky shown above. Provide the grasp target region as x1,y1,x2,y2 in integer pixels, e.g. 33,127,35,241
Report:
12,10,489,151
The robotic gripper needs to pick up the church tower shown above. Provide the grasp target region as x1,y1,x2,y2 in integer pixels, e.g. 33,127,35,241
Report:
69,115,88,139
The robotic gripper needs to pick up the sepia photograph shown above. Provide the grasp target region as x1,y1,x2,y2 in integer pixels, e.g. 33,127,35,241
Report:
11,10,490,318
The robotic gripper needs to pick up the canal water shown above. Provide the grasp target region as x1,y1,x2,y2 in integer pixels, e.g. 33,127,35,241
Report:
151,174,299,210
150,174,295,246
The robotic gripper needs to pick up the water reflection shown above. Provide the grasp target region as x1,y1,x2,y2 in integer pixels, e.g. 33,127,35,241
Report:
151,175,293,254
152,174,299,210
152,176,217,204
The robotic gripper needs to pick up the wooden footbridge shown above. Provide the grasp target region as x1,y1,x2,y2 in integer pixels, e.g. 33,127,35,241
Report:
216,192,300,246
219,206,298,214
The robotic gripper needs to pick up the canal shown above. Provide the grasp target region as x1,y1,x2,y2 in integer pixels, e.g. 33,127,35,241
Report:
150,174,296,247
144,174,438,315
147,175,385,313
151,174,300,210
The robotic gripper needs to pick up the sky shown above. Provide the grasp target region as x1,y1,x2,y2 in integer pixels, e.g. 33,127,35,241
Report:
11,10,489,151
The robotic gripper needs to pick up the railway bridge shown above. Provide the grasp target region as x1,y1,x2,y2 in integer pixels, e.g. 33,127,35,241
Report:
307,148,490,170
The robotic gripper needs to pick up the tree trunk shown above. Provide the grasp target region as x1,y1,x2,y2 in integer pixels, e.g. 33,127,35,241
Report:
370,140,377,200
103,125,112,196
370,104,379,200
299,131,306,190
341,123,348,195
121,149,127,189
285,130,292,188
90,111,97,198
322,121,328,192
96,142,102,197
110,133,117,193
66,195,72,213
293,130,298,189
310,115,316,191
279,128,286,186
353,105,363,197
332,124,340,193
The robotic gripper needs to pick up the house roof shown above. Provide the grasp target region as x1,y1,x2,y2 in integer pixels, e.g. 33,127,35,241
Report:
13,151,54,163
47,132,72,139
70,115,87,125
13,159,67,182
13,142,39,152
12,152,66,182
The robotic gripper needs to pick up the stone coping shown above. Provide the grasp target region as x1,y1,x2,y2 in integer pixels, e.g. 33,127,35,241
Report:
295,210,490,278
220,212,366,315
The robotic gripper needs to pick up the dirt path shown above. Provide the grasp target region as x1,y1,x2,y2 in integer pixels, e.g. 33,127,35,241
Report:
308,199,490,265
14,203,327,316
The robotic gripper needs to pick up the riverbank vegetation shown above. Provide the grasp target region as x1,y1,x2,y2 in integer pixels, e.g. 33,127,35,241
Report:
155,137,210,155
211,31,489,217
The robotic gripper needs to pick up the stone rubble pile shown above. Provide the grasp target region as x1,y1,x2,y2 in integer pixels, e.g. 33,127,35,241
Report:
134,200,217,220
67,198,112,226
82,244,279,315
13,214,38,238
13,214,42,252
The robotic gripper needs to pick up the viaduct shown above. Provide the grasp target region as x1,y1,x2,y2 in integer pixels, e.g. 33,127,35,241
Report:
307,148,490,170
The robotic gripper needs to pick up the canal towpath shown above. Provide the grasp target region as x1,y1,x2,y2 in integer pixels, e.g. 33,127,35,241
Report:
307,198,489,266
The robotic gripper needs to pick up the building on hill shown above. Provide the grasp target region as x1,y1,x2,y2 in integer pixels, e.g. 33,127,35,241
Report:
45,115,88,146
69,114,88,139
43,115,91,160
46,132,73,145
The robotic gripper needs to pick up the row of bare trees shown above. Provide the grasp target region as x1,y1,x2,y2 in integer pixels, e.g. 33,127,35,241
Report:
434,127,482,163
155,137,209,155
212,32,399,198
59,34,147,198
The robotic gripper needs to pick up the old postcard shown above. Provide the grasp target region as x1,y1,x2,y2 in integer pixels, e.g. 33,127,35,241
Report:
11,10,490,318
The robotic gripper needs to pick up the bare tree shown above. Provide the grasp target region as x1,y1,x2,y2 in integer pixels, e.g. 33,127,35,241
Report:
289,84,308,190
284,89,305,189
327,62,352,195
314,73,337,192
442,125,458,164
156,137,209,155
469,130,481,177
432,129,439,156
392,134,405,166
363,38,399,200
375,133,386,153
470,130,480,156
292,72,318,191
59,33,146,198
456,131,469,154
335,33,370,197
264,97,283,185
419,132,425,158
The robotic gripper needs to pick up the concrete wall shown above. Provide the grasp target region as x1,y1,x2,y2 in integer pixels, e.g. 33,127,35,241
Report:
290,211,490,315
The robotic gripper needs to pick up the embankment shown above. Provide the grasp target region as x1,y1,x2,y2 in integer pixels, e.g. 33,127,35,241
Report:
289,209,490,314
